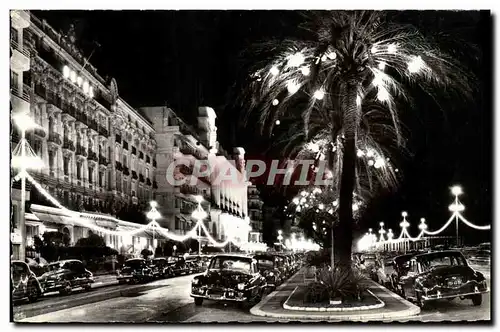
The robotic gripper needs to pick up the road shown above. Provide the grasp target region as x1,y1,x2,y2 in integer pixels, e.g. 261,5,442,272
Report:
14,266,490,323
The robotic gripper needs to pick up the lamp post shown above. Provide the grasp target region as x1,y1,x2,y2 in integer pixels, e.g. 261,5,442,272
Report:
400,211,409,253
378,222,386,251
387,229,394,251
419,218,428,250
192,195,207,254
450,186,463,247
12,112,41,261
173,245,177,256
277,230,283,248
146,201,161,255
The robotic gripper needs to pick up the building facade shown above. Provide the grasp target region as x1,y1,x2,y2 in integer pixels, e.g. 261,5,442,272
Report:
140,106,251,247
247,185,263,243
10,10,158,259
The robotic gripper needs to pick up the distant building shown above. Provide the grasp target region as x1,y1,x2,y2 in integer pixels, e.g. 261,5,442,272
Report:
247,185,263,243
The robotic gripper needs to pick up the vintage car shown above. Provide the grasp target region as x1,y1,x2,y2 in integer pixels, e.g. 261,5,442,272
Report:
117,258,154,284
38,259,94,295
11,261,43,302
397,251,489,308
167,256,190,276
468,250,491,265
185,255,212,274
254,254,284,289
190,254,266,306
150,258,173,279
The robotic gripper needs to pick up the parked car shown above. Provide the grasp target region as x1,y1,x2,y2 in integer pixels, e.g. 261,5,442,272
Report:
11,261,43,302
150,257,173,279
117,258,154,284
38,259,94,295
185,255,212,274
254,253,284,289
397,251,489,308
468,250,491,265
190,254,266,307
167,256,190,276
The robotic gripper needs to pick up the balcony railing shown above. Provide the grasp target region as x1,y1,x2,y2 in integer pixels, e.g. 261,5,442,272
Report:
123,166,130,176
115,161,122,171
11,39,30,58
139,151,144,160
115,134,121,144
11,85,30,103
88,119,98,132
123,141,129,150
146,178,152,186
146,156,151,164
139,174,145,183
33,127,46,138
48,132,62,145
98,126,109,137
76,144,87,157
75,111,88,125
132,146,137,155
99,155,108,166
34,83,46,98
132,171,138,180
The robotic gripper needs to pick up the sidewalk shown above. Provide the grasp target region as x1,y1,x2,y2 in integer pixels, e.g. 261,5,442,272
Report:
92,274,118,288
250,269,420,322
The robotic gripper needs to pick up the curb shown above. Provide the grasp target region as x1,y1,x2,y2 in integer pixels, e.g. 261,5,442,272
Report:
251,271,420,321
283,286,385,312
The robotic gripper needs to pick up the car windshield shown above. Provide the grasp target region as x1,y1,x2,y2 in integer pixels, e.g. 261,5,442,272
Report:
209,257,251,273
419,254,467,271
125,260,144,268
256,257,274,269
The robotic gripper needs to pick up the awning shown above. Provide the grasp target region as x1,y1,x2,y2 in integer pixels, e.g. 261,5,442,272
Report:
30,204,76,226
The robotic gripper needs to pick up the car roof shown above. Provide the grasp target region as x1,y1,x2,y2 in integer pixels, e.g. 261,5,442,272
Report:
414,250,464,260
126,258,145,262
212,254,253,260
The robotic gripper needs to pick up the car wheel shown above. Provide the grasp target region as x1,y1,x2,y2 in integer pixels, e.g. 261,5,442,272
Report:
471,294,482,306
59,282,72,295
83,283,92,291
194,298,203,306
28,283,39,303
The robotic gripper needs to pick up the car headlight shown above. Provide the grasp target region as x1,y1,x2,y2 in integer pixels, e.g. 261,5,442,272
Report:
269,272,274,277
192,278,200,285
237,283,245,291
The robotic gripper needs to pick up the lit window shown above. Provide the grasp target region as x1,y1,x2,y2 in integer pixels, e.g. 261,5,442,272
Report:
63,66,70,78
83,81,89,93
89,86,94,98
70,70,77,83
77,76,83,86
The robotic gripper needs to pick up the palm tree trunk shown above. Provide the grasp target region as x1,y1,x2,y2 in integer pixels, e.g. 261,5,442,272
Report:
335,81,358,268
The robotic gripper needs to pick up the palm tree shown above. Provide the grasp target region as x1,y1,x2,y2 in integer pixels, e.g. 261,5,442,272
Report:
240,11,474,267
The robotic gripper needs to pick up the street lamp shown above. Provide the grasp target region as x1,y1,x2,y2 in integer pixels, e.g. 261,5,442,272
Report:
400,212,410,253
192,195,207,254
449,185,464,247
378,222,386,243
418,218,428,250
277,230,283,245
12,112,42,261
146,201,161,255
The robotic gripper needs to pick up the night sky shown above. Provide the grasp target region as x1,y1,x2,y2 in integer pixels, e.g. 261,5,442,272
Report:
33,10,492,244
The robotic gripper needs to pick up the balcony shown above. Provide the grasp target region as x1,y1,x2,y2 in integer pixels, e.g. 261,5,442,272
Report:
153,181,158,189
34,83,47,99
88,119,98,132
115,134,121,144
123,141,129,150
115,161,122,171
76,144,87,157
139,174,145,183
153,159,157,167
139,151,144,160
88,151,98,162
10,84,30,104
98,155,108,166
146,156,151,164
33,127,46,138
123,166,130,176
10,40,30,72
132,171,138,180
132,146,137,155
146,178,152,186
61,103,77,121
75,111,88,126
47,132,62,145
98,126,109,138
63,138,76,152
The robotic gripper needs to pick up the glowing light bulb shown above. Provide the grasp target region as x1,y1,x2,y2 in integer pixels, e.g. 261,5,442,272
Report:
366,149,374,157
272,99,279,106
332,200,338,207
352,203,359,211
371,45,377,54
300,66,310,76
356,95,362,106
318,204,324,210
293,198,299,205
287,80,299,94
451,185,462,196
270,66,279,76
313,88,325,100
378,62,386,70
357,150,364,157
387,44,397,54
408,55,425,74
321,55,327,62
395,168,399,173
287,52,305,67
275,120,281,125
368,160,375,167
327,51,337,60
402,211,408,217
